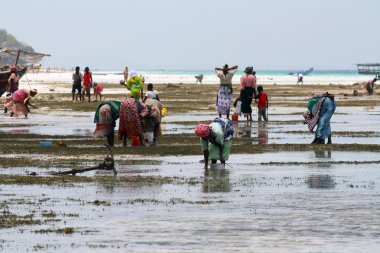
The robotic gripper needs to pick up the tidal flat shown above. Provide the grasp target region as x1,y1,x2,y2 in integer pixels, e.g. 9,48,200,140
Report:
0,83,379,252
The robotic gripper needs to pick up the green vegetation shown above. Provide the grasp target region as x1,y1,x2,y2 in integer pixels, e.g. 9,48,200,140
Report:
0,29,34,52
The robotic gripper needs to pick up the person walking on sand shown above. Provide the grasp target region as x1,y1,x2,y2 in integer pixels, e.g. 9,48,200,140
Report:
303,92,336,144
195,118,234,169
215,64,238,119
82,67,93,102
72,66,83,102
256,85,268,122
240,67,257,121
365,78,377,95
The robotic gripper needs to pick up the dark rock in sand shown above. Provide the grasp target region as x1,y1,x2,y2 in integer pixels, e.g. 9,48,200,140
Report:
167,83,179,88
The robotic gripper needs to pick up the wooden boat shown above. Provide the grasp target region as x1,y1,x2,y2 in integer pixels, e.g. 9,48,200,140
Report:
0,48,50,96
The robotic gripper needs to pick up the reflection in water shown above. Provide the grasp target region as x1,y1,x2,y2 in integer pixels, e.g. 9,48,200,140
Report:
314,150,332,167
305,175,335,189
241,122,252,138
314,150,332,159
203,169,231,193
257,122,268,144
10,129,30,134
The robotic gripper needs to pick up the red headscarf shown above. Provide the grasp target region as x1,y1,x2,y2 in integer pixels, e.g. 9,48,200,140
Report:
195,124,211,138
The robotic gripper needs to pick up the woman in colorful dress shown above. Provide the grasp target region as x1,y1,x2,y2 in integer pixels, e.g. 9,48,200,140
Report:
304,92,336,144
118,97,154,146
195,118,234,169
240,67,257,121
143,98,163,143
215,64,238,119
93,101,121,147
125,70,144,99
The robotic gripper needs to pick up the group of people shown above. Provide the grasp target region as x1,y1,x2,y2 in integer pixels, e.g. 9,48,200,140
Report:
72,66,103,102
94,69,163,147
195,64,338,169
215,64,269,122
2,66,38,118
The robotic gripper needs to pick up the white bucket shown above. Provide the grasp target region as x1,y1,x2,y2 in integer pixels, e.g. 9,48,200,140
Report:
144,132,154,143
210,163,225,170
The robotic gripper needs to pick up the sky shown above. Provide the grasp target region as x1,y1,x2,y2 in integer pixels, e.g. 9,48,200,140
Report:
2,0,380,70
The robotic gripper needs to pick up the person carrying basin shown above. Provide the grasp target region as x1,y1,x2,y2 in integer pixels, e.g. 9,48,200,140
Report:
215,64,238,119
195,118,234,169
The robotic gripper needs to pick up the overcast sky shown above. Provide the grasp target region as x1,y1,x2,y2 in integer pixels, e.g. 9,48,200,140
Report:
2,0,379,70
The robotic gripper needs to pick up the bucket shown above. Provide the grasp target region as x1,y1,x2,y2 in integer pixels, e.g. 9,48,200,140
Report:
210,163,225,170
144,132,154,143
232,113,238,122
39,140,53,148
161,107,168,117
131,138,140,147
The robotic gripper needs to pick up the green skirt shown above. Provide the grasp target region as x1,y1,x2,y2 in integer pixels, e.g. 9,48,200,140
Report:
201,139,232,160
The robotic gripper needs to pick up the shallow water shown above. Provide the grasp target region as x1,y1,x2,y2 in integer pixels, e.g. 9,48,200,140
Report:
1,106,380,145
0,151,379,252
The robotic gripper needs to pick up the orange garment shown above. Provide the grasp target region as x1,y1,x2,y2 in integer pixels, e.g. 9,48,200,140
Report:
83,72,92,86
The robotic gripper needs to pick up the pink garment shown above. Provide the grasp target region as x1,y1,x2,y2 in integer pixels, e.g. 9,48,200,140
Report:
94,84,104,94
240,74,257,90
12,89,28,103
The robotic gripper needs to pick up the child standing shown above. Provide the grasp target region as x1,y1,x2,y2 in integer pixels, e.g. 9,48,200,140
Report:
93,82,104,102
256,85,268,122
142,83,160,103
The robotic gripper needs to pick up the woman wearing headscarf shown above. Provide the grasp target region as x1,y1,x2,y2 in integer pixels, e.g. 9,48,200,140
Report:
143,98,163,143
5,89,37,118
118,97,155,146
303,92,336,144
125,70,144,99
240,67,257,121
195,118,234,169
215,64,238,119
93,101,121,147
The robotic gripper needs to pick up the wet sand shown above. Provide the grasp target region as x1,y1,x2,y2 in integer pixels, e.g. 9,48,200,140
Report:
0,83,379,252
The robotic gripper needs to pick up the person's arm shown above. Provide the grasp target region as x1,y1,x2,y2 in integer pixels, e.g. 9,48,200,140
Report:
156,94,160,101
215,67,223,71
142,96,147,103
266,94,269,108
229,65,238,70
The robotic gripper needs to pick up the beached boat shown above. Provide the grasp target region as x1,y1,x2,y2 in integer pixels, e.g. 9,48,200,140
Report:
289,67,314,76
0,48,50,96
